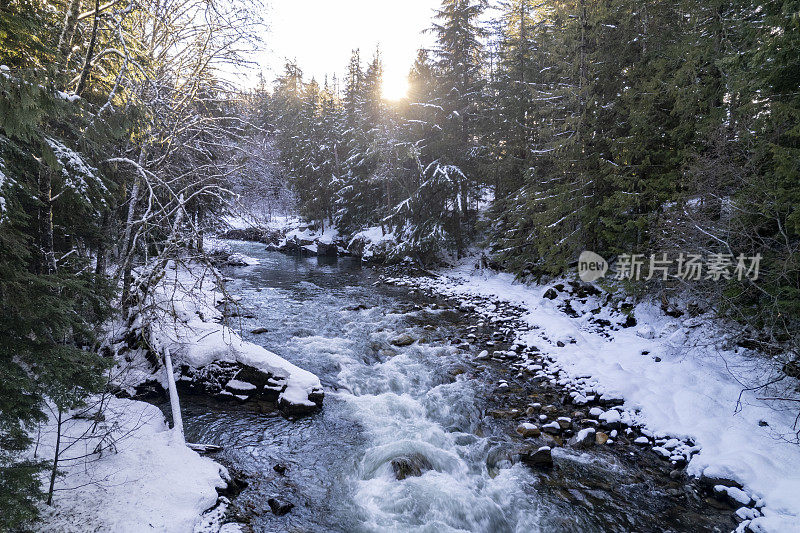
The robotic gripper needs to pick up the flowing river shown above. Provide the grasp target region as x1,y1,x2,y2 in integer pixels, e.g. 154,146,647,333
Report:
174,241,731,533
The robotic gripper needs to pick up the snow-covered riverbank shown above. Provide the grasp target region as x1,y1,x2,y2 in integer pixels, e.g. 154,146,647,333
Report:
32,397,226,532
111,260,324,413
388,262,800,533
32,257,327,532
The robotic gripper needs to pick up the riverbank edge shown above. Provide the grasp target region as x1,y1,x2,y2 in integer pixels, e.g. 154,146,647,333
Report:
382,262,800,533
211,235,747,530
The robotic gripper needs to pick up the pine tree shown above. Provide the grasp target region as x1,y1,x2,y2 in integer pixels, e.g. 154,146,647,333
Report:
0,1,112,525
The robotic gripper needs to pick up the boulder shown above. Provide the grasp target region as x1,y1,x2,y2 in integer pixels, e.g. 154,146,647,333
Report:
520,446,553,468
391,453,433,480
391,333,416,347
316,241,338,257
569,428,596,449
516,423,541,438
267,498,294,516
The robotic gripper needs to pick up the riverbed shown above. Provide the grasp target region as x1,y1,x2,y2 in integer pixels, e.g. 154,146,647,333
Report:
175,241,733,533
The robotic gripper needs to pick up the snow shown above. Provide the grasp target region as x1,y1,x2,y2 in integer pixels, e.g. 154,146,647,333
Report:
226,379,257,392
285,224,339,245
0,159,10,222
32,397,225,532
225,252,260,266
349,226,396,260
716,485,752,505
115,261,323,409
222,213,302,232
394,263,800,532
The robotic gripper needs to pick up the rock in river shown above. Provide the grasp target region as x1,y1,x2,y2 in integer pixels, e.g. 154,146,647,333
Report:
391,453,433,480
391,333,416,347
520,446,553,468
516,423,541,438
267,497,294,516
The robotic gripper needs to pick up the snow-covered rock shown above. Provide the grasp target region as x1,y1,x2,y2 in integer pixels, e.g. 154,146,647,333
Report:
637,325,655,339
225,252,260,266
112,262,324,414
348,226,396,261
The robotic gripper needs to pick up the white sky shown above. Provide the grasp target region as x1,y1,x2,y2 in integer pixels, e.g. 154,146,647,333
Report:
257,0,439,99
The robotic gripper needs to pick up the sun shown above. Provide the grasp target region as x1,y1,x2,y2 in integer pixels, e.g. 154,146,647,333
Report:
382,72,409,101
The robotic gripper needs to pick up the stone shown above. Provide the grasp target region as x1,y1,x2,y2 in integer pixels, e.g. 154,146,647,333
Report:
595,431,609,445
516,423,541,438
391,333,416,347
569,428,596,449
698,473,742,490
391,453,433,480
521,446,553,468
225,379,257,394
251,327,269,334
542,421,561,434
543,434,563,446
267,498,294,516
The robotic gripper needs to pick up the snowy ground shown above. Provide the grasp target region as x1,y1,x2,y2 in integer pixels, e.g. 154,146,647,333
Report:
221,213,302,232
390,262,800,533
32,397,226,533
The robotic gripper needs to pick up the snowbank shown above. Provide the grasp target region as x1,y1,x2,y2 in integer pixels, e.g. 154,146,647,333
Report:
221,213,302,232
113,261,323,411
393,263,800,533
285,224,339,245
348,226,396,260
33,397,225,533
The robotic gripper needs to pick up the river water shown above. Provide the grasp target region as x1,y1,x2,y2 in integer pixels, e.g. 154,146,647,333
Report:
176,241,730,533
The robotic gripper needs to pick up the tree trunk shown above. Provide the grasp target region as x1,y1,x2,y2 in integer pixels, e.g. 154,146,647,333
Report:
46,409,63,505
163,347,184,444
58,0,82,66
38,165,57,275
196,209,204,254
95,211,109,279
120,150,145,311
75,0,101,95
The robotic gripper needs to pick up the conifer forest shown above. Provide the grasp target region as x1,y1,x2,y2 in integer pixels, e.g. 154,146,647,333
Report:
1,1,799,532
